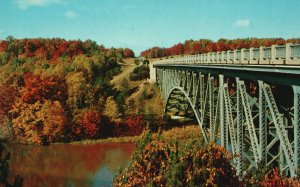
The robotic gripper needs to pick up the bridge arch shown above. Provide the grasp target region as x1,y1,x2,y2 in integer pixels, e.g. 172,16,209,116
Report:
164,86,209,143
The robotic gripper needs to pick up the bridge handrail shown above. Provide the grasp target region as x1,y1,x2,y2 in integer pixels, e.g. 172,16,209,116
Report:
153,43,300,65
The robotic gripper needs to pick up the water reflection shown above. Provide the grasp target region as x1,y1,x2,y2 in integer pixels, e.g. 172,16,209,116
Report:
5,143,135,187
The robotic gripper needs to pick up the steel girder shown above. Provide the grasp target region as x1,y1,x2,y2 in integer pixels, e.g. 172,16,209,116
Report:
156,67,300,177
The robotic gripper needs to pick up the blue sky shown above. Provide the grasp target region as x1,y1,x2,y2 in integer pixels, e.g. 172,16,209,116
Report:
0,0,300,55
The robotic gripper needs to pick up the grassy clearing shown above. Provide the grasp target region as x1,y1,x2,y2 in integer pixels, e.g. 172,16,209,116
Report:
154,125,201,141
70,125,201,144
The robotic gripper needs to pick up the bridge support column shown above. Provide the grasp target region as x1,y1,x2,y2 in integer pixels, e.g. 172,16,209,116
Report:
219,75,226,148
236,78,243,175
263,83,295,176
259,80,268,166
293,86,300,172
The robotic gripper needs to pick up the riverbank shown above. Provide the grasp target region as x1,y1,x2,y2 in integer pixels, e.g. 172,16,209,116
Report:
70,125,201,144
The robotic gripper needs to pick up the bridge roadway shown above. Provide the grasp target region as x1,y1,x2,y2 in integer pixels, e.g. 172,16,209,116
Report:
151,43,300,177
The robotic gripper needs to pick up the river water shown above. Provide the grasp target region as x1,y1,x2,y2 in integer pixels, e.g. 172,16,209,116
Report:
4,143,135,187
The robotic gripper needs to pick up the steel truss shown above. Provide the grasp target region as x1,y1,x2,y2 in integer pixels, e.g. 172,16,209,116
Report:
156,67,300,176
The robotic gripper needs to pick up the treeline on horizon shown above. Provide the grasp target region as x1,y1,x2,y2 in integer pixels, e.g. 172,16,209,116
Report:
0,36,141,145
140,38,300,58
0,36,135,63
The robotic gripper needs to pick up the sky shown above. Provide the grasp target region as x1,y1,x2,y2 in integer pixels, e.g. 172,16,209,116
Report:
0,0,300,55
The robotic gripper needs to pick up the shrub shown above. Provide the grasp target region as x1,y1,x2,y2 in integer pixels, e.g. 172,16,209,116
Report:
129,65,149,81
114,132,240,186
133,59,140,65
176,143,240,186
114,140,175,186
113,115,143,137
74,110,113,139
259,168,300,187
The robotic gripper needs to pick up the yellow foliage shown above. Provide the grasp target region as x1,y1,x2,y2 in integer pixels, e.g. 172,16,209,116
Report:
104,96,119,120
10,99,66,144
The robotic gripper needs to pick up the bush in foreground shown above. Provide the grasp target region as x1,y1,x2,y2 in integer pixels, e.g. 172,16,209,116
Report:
113,130,300,186
113,131,240,186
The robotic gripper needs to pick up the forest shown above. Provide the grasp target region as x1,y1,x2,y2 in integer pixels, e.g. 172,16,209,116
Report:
0,37,142,145
140,38,300,58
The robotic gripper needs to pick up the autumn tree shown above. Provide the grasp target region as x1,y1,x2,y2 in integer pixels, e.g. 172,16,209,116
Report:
76,110,102,139
0,84,18,117
21,73,67,104
123,48,135,58
10,99,66,144
66,72,88,110
104,96,119,120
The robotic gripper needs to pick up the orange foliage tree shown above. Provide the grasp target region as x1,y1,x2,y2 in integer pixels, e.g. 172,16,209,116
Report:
10,99,66,144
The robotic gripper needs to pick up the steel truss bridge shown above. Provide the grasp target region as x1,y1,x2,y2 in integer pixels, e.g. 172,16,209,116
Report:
152,43,300,176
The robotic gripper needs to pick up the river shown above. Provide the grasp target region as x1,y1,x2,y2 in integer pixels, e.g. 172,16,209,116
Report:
4,143,135,187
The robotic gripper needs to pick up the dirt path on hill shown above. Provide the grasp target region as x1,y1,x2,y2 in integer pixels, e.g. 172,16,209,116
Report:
110,58,164,117
110,58,137,89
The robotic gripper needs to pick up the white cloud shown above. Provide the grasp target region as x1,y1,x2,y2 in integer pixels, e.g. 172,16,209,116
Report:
64,11,78,19
234,19,250,28
15,0,63,10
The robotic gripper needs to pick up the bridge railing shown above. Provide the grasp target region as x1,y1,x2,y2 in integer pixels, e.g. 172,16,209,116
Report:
153,43,300,65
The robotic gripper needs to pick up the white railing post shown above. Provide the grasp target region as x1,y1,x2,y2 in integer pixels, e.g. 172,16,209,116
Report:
200,54,203,63
207,53,211,63
233,50,237,64
286,43,292,64
271,44,277,64
241,49,245,64
259,46,265,64
221,51,225,63
212,52,216,63
227,50,231,63
249,47,254,63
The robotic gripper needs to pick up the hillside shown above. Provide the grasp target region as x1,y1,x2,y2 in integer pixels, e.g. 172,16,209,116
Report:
0,38,140,144
111,58,164,118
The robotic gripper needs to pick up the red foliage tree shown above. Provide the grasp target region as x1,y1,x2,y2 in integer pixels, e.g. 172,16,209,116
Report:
123,48,135,58
21,73,67,104
81,110,101,138
113,115,143,137
76,110,104,139
0,40,8,52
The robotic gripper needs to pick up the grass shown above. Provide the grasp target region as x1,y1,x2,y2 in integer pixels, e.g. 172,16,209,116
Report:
154,125,201,141
70,125,202,145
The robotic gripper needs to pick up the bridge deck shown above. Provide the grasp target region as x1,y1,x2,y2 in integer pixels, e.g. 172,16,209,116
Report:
154,63,300,86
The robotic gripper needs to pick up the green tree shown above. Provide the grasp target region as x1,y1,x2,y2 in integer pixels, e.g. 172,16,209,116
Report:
116,92,126,115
